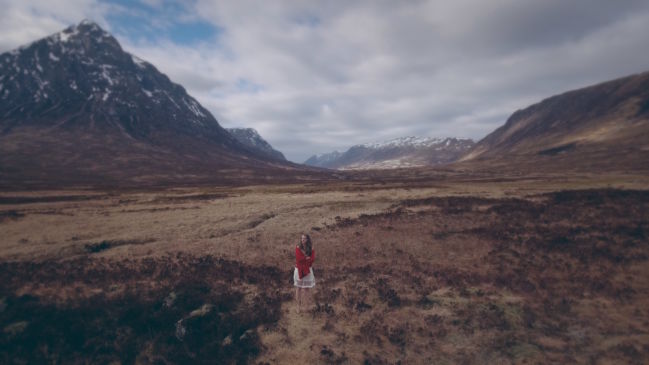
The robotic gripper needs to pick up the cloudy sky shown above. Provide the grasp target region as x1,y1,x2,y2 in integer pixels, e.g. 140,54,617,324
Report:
2,0,649,162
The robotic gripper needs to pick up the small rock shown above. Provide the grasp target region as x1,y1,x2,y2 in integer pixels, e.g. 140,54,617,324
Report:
222,334,232,346
3,321,28,337
189,304,214,318
163,292,177,308
175,319,186,341
239,329,255,341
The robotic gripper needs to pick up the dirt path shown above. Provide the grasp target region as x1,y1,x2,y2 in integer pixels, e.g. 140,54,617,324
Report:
258,299,320,363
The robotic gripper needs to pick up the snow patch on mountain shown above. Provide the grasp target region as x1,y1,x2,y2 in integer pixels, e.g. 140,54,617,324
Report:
100,65,115,86
362,136,472,149
362,136,437,148
58,28,76,43
183,98,206,118
131,55,147,69
226,128,287,161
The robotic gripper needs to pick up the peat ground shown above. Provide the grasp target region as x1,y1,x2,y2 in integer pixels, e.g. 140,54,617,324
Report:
1,177,648,364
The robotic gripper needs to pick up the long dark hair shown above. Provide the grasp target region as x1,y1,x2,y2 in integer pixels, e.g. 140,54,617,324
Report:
300,234,313,256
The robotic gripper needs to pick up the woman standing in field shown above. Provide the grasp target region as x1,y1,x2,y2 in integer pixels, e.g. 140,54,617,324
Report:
294,233,315,313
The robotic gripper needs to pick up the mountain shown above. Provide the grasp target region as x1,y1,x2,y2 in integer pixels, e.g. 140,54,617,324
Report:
0,20,316,188
304,137,475,170
304,151,343,168
459,71,649,172
226,128,286,161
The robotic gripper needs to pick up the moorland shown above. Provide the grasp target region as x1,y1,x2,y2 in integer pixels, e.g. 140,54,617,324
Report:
2,169,649,364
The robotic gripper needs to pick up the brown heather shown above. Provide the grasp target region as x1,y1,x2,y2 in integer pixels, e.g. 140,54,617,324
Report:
1,171,649,364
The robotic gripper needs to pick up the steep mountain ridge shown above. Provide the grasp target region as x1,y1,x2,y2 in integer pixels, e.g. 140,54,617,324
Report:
0,20,315,188
226,128,286,161
304,151,343,168
460,71,649,171
0,20,240,144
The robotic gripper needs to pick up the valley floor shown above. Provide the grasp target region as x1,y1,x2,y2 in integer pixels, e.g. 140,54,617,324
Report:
1,172,649,364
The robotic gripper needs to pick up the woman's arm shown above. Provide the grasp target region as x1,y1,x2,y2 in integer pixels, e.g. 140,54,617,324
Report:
305,249,315,265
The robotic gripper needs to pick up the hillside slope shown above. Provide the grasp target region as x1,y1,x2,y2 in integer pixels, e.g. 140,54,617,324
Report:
459,71,649,172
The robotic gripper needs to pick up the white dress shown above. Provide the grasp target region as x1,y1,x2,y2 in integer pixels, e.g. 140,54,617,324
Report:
294,267,315,288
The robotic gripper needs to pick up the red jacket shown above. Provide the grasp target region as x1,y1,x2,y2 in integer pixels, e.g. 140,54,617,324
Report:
295,246,315,279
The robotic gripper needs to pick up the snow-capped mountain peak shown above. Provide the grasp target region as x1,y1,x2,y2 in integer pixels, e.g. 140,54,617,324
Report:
0,20,306,187
0,19,219,134
362,136,420,148
316,151,342,159
45,19,121,54
360,136,469,149
304,136,475,170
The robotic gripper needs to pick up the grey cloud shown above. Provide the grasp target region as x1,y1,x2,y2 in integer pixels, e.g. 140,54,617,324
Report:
0,0,112,52
2,1,649,163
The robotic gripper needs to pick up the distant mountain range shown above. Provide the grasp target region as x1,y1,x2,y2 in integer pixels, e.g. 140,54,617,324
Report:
0,20,315,188
305,137,475,170
460,71,649,172
226,128,286,161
